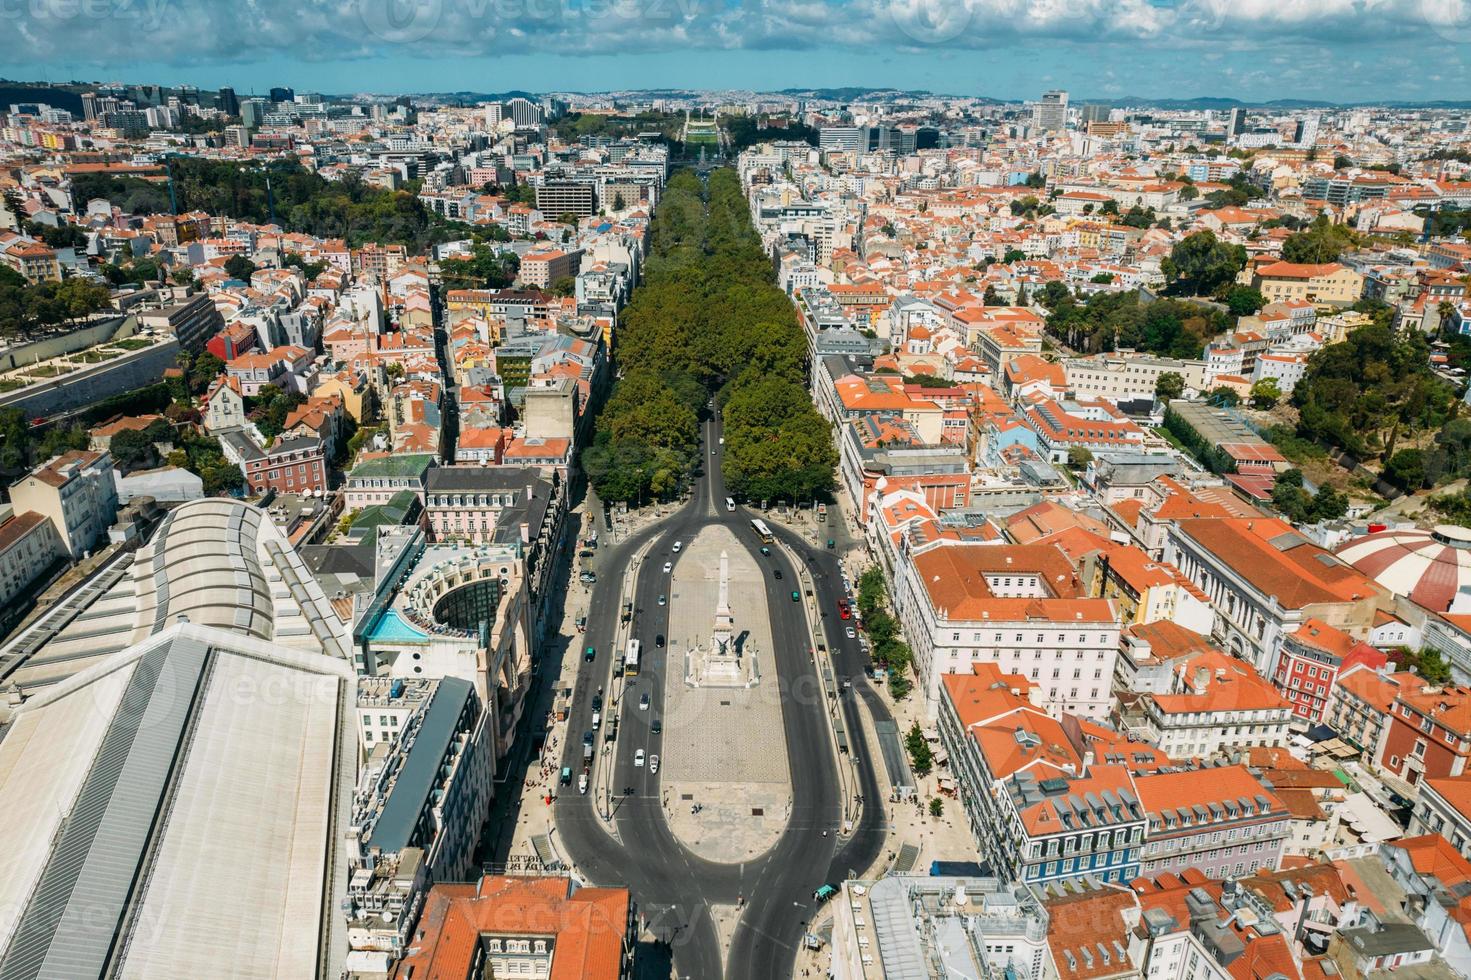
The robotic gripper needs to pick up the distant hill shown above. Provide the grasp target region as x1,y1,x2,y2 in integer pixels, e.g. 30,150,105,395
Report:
1097,95,1471,110
0,81,86,115
776,87,936,101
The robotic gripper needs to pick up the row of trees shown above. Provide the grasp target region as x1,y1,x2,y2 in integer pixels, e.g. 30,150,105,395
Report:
857,566,914,700
583,168,836,503
71,158,468,252
0,266,112,336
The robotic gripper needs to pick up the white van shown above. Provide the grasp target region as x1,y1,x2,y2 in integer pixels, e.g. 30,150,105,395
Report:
725,497,736,512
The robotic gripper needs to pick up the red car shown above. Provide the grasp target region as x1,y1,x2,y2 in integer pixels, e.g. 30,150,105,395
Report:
838,601,851,620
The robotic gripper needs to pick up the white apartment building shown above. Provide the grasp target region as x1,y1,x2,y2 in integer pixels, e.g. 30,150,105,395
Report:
1126,650,1294,759
891,542,1119,718
9,450,119,561
1251,350,1309,394
1064,353,1210,404
0,511,62,609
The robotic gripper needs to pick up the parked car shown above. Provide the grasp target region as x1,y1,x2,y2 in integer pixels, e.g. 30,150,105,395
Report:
649,755,660,775
578,772,589,794
560,766,572,786
651,718,662,734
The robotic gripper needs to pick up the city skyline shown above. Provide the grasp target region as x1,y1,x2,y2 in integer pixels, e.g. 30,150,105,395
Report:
5,0,1471,102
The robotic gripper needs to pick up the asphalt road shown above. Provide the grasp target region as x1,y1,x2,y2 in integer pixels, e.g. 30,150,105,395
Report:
555,411,890,980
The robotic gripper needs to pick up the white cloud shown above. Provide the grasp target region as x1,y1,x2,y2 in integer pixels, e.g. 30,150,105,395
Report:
0,0,1455,72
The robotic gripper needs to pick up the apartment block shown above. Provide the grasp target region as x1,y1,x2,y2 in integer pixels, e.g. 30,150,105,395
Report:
10,450,119,561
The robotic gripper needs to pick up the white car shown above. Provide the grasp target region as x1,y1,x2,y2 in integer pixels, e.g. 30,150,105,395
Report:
578,772,588,794
663,561,673,573
639,692,650,711
845,626,856,639
634,749,646,768
658,594,666,606
649,755,660,775
672,541,682,553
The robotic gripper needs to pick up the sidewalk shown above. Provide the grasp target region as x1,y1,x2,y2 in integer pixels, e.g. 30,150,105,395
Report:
499,494,688,873
788,490,979,978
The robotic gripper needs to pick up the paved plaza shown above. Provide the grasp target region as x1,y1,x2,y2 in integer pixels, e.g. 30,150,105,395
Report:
661,524,793,861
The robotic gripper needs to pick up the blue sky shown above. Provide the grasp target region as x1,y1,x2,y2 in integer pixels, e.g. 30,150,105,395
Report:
4,0,1471,102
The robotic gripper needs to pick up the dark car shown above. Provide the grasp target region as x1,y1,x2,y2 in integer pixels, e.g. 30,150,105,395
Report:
773,569,783,579
655,634,665,648
582,730,594,747
591,694,603,712
651,718,662,734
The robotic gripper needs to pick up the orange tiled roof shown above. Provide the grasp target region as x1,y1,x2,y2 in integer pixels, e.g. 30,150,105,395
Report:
395,876,628,980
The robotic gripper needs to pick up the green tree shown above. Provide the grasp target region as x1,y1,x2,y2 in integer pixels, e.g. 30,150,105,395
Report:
438,243,518,290
1002,249,1027,264
1281,216,1357,264
223,254,257,281
203,463,245,495
109,426,161,470
1155,371,1186,402
1224,286,1266,317
1209,386,1241,407
1271,475,1310,523
905,723,934,778
1250,377,1282,409
1309,484,1349,521
1067,446,1094,469
1385,449,1427,492
1162,230,1247,296
929,797,944,819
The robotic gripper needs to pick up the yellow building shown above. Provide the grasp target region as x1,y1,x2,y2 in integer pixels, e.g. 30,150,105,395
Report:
1250,261,1364,308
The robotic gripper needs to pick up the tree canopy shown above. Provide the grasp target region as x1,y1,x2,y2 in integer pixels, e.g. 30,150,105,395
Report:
1162,230,1247,296
583,168,835,504
1046,290,1229,359
1291,323,1456,462
72,157,470,252
1280,216,1358,264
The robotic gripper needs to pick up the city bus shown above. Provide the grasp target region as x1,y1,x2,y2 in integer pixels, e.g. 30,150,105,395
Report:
750,518,773,543
625,638,641,676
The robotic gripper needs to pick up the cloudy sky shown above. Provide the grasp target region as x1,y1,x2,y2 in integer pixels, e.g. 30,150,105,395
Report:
4,0,1471,101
